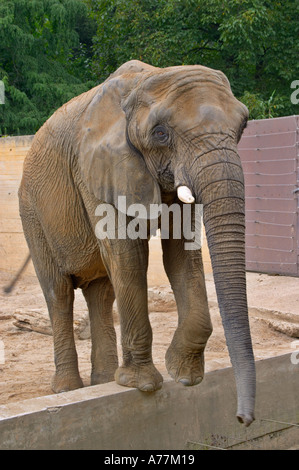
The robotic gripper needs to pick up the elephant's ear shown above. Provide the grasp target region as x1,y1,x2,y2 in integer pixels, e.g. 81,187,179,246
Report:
78,75,161,218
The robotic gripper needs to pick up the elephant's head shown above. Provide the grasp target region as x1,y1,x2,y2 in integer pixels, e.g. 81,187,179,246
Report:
79,60,255,426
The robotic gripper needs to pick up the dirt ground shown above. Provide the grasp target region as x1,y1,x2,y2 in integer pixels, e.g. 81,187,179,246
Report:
0,240,298,406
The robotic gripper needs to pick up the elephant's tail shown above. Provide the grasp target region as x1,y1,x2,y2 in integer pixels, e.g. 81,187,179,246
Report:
3,253,31,293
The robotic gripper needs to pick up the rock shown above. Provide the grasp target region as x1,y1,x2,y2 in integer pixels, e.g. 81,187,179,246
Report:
12,287,178,340
148,286,176,312
251,307,299,338
13,308,91,340
13,309,52,335
74,312,90,340
262,319,299,338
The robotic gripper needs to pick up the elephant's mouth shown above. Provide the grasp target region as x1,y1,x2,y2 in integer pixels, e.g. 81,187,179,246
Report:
157,162,175,192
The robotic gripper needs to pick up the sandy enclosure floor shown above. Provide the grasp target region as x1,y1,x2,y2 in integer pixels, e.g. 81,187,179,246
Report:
0,261,298,406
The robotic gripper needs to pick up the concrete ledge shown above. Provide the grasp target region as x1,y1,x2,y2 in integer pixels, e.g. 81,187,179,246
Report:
0,353,298,450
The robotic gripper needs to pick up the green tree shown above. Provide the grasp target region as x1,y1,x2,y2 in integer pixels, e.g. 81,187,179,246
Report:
87,0,299,119
1,0,298,134
0,0,96,135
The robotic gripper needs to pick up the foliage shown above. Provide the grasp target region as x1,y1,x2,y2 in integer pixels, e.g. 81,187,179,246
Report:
87,0,299,119
0,0,96,135
240,90,284,120
1,0,298,135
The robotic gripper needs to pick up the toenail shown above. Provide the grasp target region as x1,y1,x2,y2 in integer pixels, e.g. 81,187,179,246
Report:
178,377,191,386
140,383,155,392
194,376,203,385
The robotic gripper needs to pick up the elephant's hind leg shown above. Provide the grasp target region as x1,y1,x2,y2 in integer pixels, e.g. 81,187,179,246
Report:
82,277,118,385
48,278,84,393
20,212,83,393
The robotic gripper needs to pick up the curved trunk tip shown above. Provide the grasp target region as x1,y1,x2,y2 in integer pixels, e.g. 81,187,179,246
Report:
237,412,255,427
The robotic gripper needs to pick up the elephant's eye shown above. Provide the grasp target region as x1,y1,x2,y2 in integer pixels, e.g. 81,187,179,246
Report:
153,126,169,144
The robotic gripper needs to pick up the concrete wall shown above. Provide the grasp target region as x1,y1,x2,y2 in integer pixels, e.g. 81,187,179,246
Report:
0,353,298,450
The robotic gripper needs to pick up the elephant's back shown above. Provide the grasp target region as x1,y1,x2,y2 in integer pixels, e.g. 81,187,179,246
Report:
18,86,107,282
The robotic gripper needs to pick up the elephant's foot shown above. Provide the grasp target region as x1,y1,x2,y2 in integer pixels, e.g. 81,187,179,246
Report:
165,343,204,386
51,372,84,393
115,362,163,392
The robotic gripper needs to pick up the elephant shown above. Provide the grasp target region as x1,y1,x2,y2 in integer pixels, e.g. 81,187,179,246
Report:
18,60,255,426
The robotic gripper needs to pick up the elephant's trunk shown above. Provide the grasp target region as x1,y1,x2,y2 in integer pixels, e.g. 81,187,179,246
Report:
191,150,256,426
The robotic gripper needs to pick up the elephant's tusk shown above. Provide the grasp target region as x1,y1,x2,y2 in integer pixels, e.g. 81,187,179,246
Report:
177,186,195,204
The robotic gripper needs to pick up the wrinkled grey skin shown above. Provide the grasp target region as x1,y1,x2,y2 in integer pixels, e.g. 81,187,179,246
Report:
19,60,255,426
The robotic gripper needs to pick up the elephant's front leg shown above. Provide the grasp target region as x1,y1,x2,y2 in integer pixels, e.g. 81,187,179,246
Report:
162,229,213,386
100,237,163,392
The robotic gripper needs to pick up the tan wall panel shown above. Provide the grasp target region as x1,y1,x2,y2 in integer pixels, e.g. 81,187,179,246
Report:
0,136,35,275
